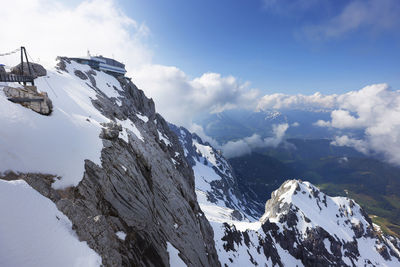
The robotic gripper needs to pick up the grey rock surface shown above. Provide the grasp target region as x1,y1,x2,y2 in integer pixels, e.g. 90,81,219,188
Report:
170,124,264,219
3,85,52,115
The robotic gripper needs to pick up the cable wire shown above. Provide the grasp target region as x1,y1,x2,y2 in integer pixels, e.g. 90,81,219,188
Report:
26,50,58,98
0,48,21,57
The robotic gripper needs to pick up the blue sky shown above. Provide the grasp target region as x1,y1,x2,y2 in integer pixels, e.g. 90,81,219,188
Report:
115,0,400,95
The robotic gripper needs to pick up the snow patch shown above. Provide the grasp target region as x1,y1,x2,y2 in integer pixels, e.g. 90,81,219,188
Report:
167,242,186,267
115,231,127,241
158,130,171,146
193,141,218,167
0,179,101,267
136,113,149,123
116,118,144,142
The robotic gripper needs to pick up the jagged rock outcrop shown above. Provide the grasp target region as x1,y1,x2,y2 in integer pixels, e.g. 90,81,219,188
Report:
170,125,264,220
3,85,52,115
1,57,220,267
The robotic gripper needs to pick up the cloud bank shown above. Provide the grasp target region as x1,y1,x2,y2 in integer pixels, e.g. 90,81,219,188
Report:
315,84,400,165
134,65,260,129
221,123,289,158
257,91,338,110
257,84,400,166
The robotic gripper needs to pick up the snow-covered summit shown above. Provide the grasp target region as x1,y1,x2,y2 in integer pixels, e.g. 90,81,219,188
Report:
261,179,374,243
219,179,400,266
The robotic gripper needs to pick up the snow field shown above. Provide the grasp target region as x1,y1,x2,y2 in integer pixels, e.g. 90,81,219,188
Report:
0,179,101,267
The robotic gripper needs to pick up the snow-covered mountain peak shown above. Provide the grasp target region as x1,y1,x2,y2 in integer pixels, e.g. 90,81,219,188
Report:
261,179,374,244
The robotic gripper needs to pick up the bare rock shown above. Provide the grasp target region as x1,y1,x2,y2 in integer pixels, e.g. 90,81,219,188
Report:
74,70,88,80
3,86,52,115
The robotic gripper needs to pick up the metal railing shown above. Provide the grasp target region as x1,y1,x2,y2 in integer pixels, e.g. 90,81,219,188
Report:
0,73,34,83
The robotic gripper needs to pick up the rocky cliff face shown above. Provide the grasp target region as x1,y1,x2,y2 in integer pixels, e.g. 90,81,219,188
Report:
0,58,219,266
170,125,264,221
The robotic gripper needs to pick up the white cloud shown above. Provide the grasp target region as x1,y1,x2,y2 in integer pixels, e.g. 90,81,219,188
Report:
257,91,338,110
316,84,400,165
221,123,289,158
258,84,400,166
134,65,260,128
331,135,369,155
314,120,330,127
303,0,400,40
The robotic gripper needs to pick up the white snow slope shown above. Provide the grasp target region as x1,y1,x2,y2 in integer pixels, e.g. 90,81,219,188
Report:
0,179,101,267
0,60,143,189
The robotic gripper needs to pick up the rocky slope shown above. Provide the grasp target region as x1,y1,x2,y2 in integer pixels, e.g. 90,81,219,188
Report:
170,125,264,221
174,128,400,266
0,58,219,266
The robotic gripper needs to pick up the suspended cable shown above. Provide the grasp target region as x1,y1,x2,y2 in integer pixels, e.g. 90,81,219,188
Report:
26,50,58,98
0,48,21,57
44,77,58,98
